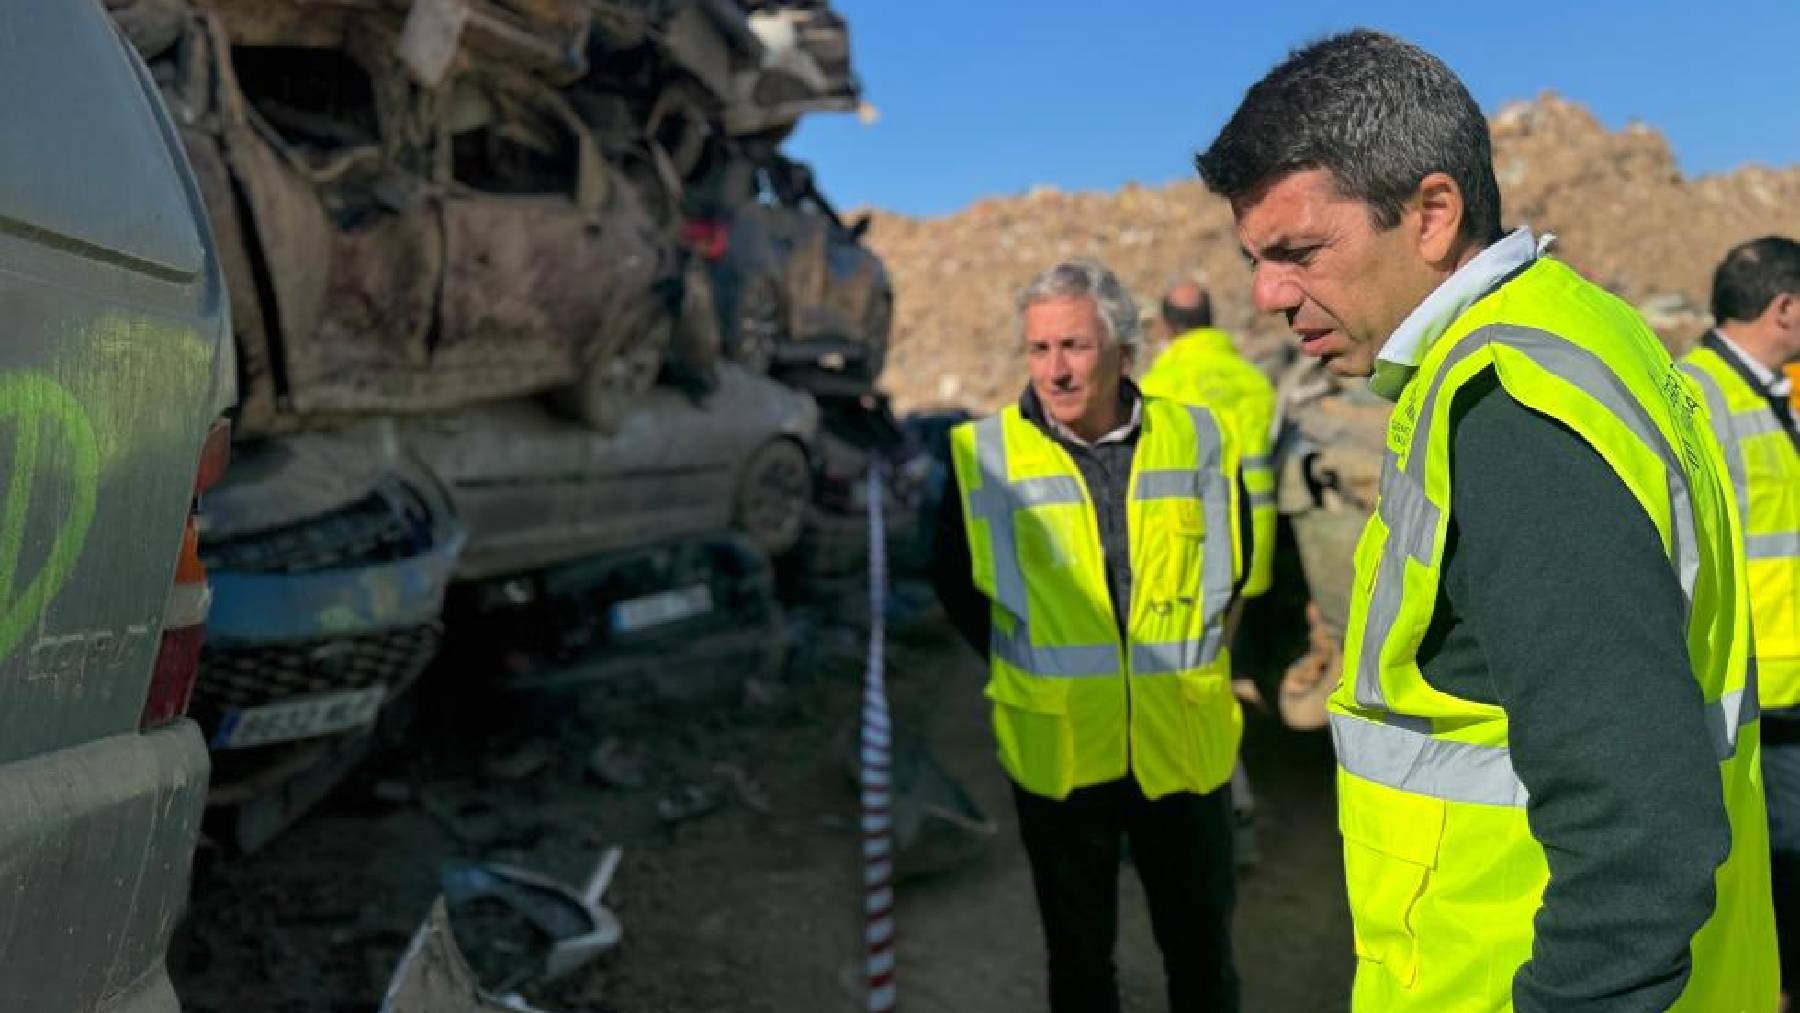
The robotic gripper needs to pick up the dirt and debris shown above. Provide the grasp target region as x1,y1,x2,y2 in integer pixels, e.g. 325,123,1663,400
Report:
862,93,1800,415
170,575,1351,1012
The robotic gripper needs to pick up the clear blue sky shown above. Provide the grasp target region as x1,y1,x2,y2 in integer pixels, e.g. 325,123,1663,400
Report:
787,0,1800,217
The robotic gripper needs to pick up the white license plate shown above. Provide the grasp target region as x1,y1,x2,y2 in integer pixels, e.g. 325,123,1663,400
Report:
212,686,388,750
611,584,714,633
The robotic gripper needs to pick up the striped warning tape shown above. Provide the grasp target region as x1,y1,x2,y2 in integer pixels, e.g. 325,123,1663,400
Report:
861,464,897,1012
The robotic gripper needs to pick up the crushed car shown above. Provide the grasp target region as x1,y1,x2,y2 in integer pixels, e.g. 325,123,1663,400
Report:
405,362,817,580
195,425,465,851
132,3,689,436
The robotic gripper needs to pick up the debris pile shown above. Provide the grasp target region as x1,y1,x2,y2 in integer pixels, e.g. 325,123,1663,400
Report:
863,93,1800,414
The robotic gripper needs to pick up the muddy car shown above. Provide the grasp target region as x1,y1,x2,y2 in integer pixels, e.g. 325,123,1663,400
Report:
135,7,684,436
407,362,817,580
194,425,463,850
0,4,236,1008
697,156,892,391
452,532,785,702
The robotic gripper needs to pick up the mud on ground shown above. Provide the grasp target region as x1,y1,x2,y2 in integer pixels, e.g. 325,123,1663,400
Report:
171,587,1352,1012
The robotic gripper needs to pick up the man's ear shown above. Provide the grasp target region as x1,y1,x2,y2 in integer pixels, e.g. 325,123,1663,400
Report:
1415,172,1467,267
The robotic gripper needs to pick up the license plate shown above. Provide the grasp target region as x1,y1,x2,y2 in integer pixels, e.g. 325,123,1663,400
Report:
212,686,388,750
611,584,714,633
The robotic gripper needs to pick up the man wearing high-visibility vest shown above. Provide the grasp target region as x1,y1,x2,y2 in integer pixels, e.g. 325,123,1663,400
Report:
1682,236,1800,1005
932,259,1252,1011
1143,283,1278,598
1197,30,1776,1011
1141,282,1278,867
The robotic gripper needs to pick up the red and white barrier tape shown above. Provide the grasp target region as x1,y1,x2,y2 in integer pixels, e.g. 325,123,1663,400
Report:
861,465,897,1012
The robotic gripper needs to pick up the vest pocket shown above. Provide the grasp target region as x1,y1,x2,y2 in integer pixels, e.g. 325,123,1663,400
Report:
1338,775,1446,989
985,668,1075,798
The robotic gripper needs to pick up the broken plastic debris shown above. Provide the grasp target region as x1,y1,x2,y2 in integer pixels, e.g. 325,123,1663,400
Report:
440,847,625,986
380,898,553,1013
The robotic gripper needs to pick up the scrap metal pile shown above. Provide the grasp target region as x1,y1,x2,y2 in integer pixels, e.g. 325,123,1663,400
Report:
113,0,923,860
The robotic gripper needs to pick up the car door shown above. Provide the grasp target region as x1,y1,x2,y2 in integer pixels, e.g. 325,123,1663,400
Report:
434,72,667,405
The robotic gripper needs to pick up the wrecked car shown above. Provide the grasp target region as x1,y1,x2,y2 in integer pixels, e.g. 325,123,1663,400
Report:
450,532,785,702
0,4,236,1009
695,154,892,391
406,362,817,580
134,5,685,436
195,425,465,851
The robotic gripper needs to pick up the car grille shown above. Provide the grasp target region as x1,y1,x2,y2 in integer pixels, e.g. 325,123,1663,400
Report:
191,622,443,718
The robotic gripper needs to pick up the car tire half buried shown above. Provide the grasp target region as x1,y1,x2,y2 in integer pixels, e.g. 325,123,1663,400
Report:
734,436,812,557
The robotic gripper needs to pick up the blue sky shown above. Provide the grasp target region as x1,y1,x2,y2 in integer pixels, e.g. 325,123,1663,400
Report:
787,1,1800,217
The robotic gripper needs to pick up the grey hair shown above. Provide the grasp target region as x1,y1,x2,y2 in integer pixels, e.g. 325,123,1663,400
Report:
1017,259,1143,352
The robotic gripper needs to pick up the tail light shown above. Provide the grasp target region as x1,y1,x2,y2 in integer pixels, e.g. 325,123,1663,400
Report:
140,418,229,731
680,219,730,262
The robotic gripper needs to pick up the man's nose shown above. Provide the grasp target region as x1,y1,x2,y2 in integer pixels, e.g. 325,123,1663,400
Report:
1252,264,1303,315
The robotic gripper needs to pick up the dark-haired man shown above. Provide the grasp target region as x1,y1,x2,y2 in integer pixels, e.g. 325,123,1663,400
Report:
1197,29,1776,1011
1682,236,1800,1004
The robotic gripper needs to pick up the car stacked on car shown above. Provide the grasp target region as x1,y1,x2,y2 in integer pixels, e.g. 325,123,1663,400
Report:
110,0,899,850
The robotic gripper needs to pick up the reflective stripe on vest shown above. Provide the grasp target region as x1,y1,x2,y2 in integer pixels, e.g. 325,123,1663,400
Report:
966,405,1234,677
1331,680,1760,807
1355,325,1702,715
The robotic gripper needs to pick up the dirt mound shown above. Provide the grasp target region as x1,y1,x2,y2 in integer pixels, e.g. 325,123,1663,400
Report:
864,93,1800,414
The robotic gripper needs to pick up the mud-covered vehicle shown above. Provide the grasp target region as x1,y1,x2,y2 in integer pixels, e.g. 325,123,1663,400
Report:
406,363,818,581
194,425,464,852
129,2,687,436
693,154,892,391
0,3,236,1007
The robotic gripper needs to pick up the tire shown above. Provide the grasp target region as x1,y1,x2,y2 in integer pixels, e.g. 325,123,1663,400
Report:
734,437,812,557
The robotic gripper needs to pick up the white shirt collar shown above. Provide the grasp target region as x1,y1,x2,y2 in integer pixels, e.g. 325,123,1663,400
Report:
1712,329,1791,397
1369,228,1548,401
1047,390,1143,448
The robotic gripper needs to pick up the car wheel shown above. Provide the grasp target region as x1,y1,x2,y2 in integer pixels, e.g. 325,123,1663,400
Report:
553,320,669,434
727,274,781,375
734,437,811,556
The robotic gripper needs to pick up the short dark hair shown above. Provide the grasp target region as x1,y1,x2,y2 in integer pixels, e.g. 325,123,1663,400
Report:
1162,291,1213,331
1711,236,1800,323
1196,29,1502,246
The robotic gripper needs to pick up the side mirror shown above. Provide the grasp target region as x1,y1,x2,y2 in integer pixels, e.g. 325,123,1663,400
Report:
848,214,872,242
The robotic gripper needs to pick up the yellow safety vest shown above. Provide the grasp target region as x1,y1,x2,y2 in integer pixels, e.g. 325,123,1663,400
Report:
1681,338,1800,708
1142,328,1278,597
950,395,1244,800
1328,258,1776,1010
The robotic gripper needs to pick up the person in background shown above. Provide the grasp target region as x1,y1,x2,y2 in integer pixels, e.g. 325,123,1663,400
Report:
933,259,1252,1011
1680,235,1800,1008
1140,282,1277,866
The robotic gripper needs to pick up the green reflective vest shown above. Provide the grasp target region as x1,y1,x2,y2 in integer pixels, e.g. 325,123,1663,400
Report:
949,395,1244,800
1142,328,1278,597
1682,338,1800,709
1328,258,1776,1010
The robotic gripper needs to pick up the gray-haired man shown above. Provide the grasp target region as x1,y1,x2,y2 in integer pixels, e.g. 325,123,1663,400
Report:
933,260,1252,1011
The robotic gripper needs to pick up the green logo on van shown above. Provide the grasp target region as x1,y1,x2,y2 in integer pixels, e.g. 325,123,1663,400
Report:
0,374,99,661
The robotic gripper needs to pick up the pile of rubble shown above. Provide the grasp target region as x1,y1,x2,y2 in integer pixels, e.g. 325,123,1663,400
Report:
864,93,1800,414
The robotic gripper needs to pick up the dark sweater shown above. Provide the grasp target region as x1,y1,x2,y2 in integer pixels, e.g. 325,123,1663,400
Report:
1423,372,1727,1012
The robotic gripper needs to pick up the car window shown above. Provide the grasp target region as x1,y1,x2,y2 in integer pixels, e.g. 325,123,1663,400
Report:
232,46,380,156
447,78,579,198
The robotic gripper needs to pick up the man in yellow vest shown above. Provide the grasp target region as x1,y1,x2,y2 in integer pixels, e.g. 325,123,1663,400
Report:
1141,282,1278,866
1196,30,1775,1010
1683,236,1800,1004
932,259,1251,1011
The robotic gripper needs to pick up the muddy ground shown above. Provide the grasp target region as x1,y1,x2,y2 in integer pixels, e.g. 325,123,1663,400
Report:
169,582,1353,1012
